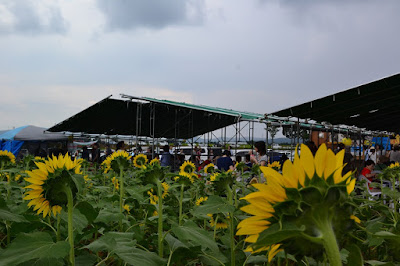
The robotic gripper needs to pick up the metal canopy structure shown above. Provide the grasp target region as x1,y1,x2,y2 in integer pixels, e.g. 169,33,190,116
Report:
47,95,264,140
271,73,400,134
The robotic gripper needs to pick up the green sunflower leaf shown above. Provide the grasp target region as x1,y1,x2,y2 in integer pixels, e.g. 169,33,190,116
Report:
374,231,400,240
0,232,69,266
71,173,84,195
172,221,219,251
82,232,165,266
165,233,189,252
193,195,234,216
75,201,98,224
345,244,364,266
0,208,28,223
254,222,305,249
365,260,395,266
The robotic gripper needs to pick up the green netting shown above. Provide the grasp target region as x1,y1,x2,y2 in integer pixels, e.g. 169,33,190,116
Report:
142,97,264,121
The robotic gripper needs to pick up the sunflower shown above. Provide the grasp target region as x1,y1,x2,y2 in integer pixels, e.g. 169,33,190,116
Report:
102,150,132,173
180,161,196,174
111,176,119,190
235,162,246,172
0,150,16,165
149,158,160,166
123,204,131,213
196,196,208,206
207,213,229,229
24,153,82,218
389,162,400,169
204,163,215,174
133,154,148,168
147,189,160,205
161,182,169,198
209,172,219,182
237,144,356,262
174,172,195,184
268,161,281,171
147,182,168,204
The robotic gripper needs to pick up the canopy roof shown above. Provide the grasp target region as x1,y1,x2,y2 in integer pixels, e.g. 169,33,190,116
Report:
47,96,265,139
271,73,400,133
0,125,67,141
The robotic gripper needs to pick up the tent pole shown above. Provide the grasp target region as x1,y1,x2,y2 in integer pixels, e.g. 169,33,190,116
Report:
266,122,268,150
297,118,300,146
234,120,240,156
151,103,155,159
290,124,293,161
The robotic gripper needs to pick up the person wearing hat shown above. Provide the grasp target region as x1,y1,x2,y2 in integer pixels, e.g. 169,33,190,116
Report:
368,146,377,164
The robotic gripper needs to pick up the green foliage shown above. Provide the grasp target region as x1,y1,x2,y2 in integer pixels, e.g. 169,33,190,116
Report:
2,154,400,265
0,232,69,266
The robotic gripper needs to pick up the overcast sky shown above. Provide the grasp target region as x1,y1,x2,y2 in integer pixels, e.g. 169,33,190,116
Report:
0,0,399,136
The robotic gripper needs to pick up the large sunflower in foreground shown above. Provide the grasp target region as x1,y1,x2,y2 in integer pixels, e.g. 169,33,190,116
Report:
24,154,83,218
237,144,356,264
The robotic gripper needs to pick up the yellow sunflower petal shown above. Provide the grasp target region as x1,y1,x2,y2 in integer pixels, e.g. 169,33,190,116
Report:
323,149,337,179
268,244,283,262
314,143,327,177
300,144,315,178
346,178,356,194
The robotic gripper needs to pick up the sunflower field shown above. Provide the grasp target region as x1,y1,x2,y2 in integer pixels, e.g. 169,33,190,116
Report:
0,145,400,265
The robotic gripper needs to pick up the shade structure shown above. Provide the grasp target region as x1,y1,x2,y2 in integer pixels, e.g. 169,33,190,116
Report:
0,125,67,141
271,73,400,133
0,125,67,156
47,96,264,139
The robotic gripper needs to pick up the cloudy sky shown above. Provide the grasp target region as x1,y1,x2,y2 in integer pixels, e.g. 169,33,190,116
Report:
0,0,399,135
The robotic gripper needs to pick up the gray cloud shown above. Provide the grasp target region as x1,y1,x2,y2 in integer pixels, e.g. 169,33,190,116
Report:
0,1,68,35
97,0,205,30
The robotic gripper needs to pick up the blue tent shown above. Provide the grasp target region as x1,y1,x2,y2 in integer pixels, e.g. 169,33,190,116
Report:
0,125,67,156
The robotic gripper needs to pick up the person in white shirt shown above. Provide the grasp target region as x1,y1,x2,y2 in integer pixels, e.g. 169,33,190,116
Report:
368,146,377,164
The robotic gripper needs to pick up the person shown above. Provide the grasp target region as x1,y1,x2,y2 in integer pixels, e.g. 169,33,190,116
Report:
389,145,400,163
375,144,385,157
368,146,377,164
364,145,371,161
360,160,377,190
250,141,268,166
82,146,89,161
216,150,234,171
375,155,389,171
34,144,47,158
91,143,101,164
235,155,242,164
307,141,318,156
341,144,355,175
116,141,125,151
50,142,64,157
245,154,252,169
160,145,172,167
105,145,112,156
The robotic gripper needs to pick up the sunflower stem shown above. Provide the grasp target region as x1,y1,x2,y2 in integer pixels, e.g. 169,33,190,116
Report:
6,221,10,245
157,180,164,257
213,216,219,240
226,185,236,266
317,217,342,266
119,168,124,231
178,184,184,226
64,185,75,266
56,214,61,241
